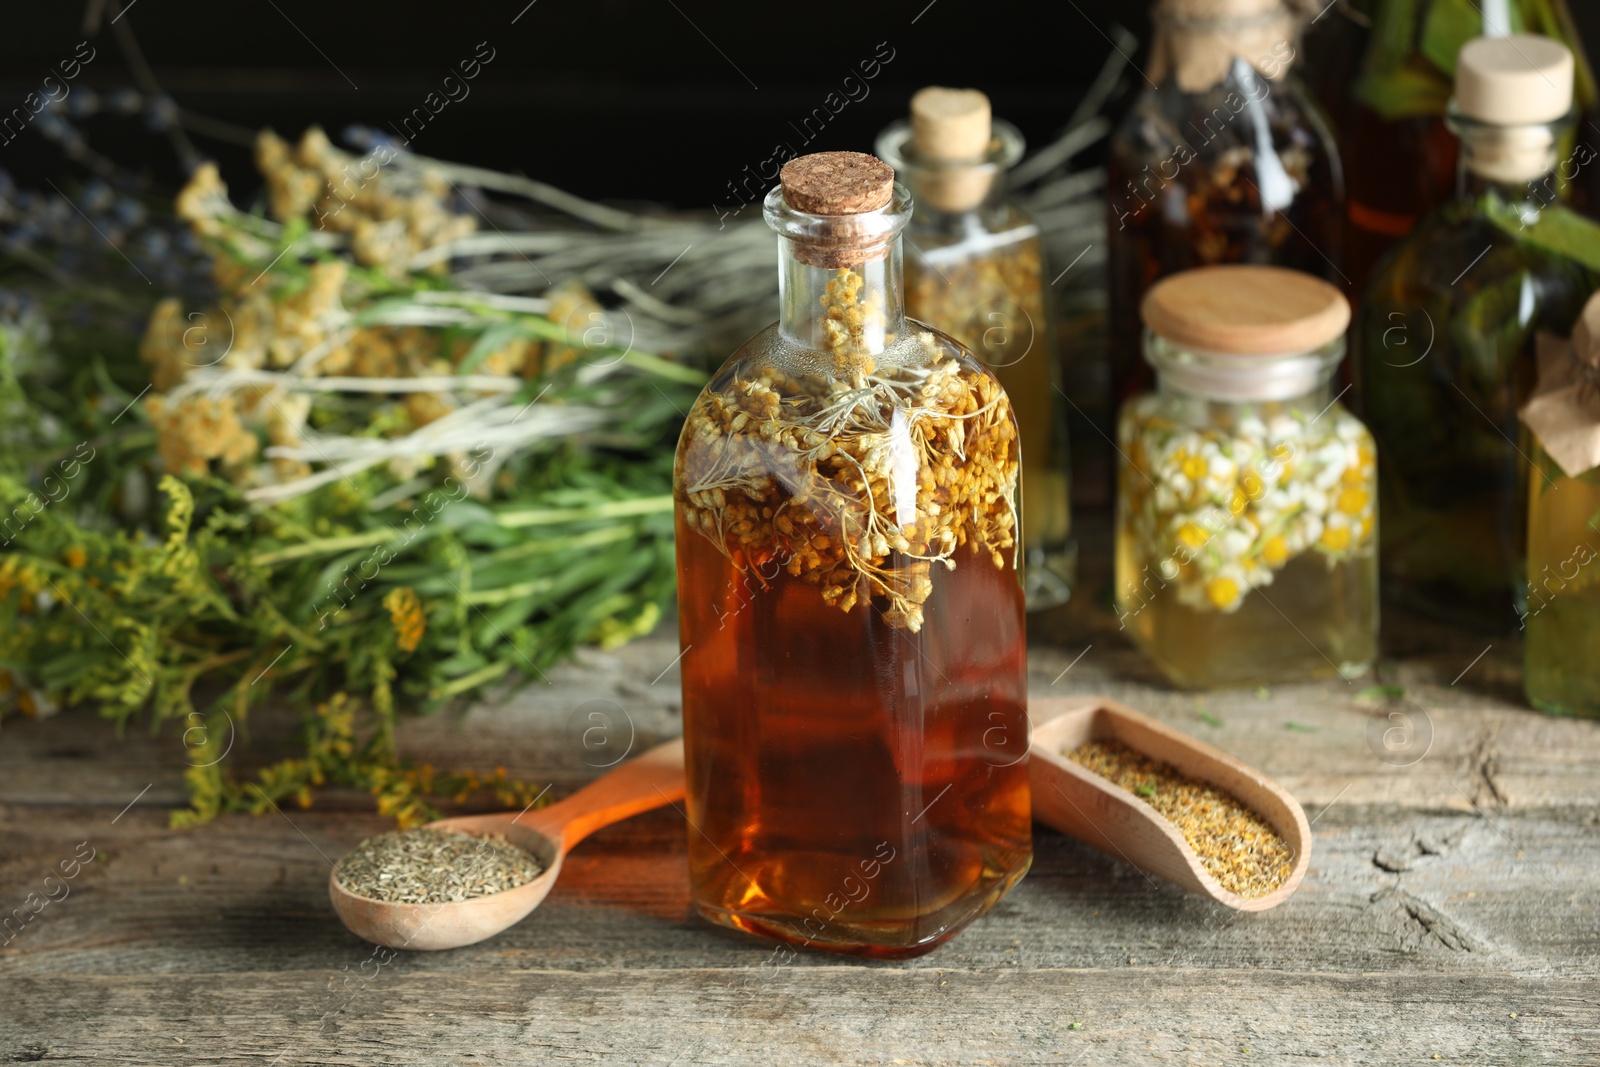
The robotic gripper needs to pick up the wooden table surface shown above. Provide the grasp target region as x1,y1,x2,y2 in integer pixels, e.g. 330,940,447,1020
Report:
3,539,1599,1065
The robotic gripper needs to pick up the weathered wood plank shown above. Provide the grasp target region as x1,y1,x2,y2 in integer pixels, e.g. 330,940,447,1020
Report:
4,968,1594,1065
3,798,1596,979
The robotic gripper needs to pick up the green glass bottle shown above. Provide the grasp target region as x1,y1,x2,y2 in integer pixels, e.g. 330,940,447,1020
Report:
1317,0,1599,295
1357,34,1599,629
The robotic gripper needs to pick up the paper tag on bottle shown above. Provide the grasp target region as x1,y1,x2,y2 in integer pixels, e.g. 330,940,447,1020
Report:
1519,309,1600,479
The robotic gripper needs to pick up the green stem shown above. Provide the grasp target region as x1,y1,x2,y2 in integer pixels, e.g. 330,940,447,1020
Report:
463,578,551,606
494,494,675,528
251,528,397,566
621,349,707,386
434,659,512,698
251,495,675,565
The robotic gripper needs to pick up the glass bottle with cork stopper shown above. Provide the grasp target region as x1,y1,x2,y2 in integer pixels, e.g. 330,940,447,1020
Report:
1355,34,1598,629
1106,0,1344,414
1313,0,1598,297
876,86,1076,610
672,151,1032,959
1519,291,1600,717
1117,264,1378,690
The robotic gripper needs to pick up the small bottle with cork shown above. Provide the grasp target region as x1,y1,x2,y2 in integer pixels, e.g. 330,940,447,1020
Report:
877,86,1076,609
1106,0,1344,411
1355,34,1598,629
672,151,1032,958
1519,291,1600,718
1117,264,1379,690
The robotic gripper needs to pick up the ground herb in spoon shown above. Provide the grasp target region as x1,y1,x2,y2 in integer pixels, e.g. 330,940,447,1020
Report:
336,827,543,904
1065,739,1293,898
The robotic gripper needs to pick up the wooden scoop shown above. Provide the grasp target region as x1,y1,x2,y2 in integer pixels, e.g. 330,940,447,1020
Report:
1029,696,1311,911
330,738,686,950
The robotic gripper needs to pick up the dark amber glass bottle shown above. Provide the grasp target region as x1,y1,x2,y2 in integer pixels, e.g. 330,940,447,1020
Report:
1107,0,1344,410
1324,0,1598,296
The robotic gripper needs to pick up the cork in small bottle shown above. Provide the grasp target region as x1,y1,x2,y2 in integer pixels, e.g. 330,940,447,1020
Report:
1148,0,1300,93
908,87,996,213
778,151,897,268
1453,35,1575,184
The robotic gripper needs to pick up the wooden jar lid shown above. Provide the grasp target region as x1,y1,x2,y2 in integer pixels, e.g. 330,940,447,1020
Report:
779,152,894,215
1141,265,1350,355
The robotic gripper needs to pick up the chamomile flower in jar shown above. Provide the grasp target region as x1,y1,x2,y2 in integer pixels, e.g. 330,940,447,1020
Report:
1116,265,1378,689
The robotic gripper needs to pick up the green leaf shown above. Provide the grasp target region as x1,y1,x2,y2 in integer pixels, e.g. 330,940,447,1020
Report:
1420,0,1510,78
1353,66,1452,121
1356,684,1407,702
1483,199,1600,273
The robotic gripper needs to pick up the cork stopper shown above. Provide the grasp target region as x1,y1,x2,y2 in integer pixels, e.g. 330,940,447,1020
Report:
773,152,902,268
1149,0,1300,92
903,87,997,213
910,87,991,162
779,152,894,216
1141,265,1350,356
1456,35,1574,126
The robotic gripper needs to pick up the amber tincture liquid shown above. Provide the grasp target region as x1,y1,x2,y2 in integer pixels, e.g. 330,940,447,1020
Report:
677,517,1029,958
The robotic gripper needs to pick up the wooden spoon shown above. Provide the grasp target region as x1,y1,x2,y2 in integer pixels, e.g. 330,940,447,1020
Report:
330,738,686,950
1029,695,1311,911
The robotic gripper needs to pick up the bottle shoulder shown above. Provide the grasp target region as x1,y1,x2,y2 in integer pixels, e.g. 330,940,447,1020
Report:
1362,202,1596,315
709,322,998,394
904,200,1041,259
1111,74,1338,164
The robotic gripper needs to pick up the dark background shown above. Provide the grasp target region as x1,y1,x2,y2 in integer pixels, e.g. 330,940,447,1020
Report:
0,1,1590,213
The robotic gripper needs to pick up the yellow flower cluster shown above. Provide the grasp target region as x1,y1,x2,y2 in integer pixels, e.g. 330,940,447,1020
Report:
145,393,259,479
819,268,884,374
677,314,1020,632
1119,396,1377,613
383,587,426,653
145,159,598,491
256,128,475,276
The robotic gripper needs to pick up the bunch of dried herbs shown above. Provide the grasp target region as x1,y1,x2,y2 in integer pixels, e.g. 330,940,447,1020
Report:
0,130,699,828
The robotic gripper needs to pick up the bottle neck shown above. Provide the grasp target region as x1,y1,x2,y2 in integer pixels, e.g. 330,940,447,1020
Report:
778,236,906,359
1453,113,1570,210
874,119,1023,225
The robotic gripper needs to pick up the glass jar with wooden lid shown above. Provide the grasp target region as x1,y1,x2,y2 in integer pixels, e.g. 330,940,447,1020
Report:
1117,264,1378,689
